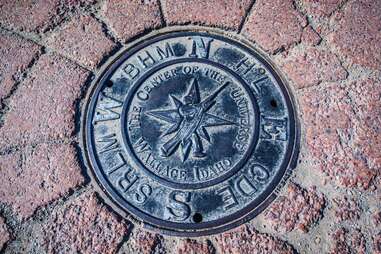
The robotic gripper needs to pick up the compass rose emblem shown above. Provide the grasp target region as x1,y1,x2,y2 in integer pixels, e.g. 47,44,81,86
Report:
147,78,234,161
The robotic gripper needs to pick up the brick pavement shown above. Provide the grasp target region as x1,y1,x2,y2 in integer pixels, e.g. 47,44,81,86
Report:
0,0,380,253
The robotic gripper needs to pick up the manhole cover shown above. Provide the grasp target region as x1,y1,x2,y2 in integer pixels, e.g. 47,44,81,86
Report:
82,28,298,236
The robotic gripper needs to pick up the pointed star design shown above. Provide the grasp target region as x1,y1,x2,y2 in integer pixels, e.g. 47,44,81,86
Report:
147,78,235,162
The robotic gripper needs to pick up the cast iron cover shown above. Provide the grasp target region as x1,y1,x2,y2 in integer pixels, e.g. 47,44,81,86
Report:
82,28,298,236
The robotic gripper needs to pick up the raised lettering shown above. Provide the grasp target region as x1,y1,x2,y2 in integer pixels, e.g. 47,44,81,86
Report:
118,167,139,192
167,191,192,221
134,138,151,153
137,50,156,68
249,164,270,183
189,38,213,58
107,152,126,175
261,116,288,141
235,57,256,75
97,134,119,154
94,93,123,123
156,42,174,60
235,175,257,196
217,185,238,210
123,63,140,79
134,184,152,204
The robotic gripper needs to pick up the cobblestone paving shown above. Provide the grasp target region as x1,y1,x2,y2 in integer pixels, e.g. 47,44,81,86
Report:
0,0,380,253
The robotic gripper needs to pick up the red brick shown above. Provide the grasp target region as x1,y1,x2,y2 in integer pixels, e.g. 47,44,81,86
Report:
176,239,214,254
332,196,361,222
0,0,61,32
301,26,321,46
374,211,381,226
265,183,325,233
164,0,252,30
0,216,10,250
374,232,381,254
277,47,347,89
0,53,89,148
0,0,96,33
121,228,163,254
101,0,162,42
46,14,115,69
300,78,381,189
242,0,307,53
215,225,295,254
0,143,84,218
301,0,345,17
0,33,41,101
329,228,366,254
43,192,130,254
327,0,381,69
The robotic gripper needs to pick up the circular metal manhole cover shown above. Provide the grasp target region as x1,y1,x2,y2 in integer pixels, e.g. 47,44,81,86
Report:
82,28,298,236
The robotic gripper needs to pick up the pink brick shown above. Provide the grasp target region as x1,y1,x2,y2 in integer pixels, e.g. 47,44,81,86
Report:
0,33,41,101
43,192,130,254
215,225,295,254
164,0,252,30
277,47,347,89
242,0,307,53
0,0,61,32
0,216,10,250
101,0,162,42
300,78,381,189
265,183,325,233
0,53,89,148
121,228,163,254
176,239,215,254
301,26,321,46
0,143,84,218
332,196,361,222
327,0,381,69
374,233,381,254
301,0,345,17
329,228,366,254
46,14,115,69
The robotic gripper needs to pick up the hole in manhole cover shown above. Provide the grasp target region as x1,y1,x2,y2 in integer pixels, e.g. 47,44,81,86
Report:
81,27,298,236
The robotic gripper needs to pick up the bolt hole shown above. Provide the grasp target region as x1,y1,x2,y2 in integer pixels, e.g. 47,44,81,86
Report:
270,99,278,108
193,212,203,223
106,80,114,87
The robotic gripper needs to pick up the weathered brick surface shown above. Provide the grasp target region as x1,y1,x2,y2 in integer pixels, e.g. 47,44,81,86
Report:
101,0,162,42
0,33,40,101
332,196,361,222
0,143,84,218
215,225,295,254
0,0,379,253
46,15,115,69
329,228,366,254
300,78,381,189
327,0,381,69
242,0,306,53
301,26,321,46
176,239,214,254
300,0,345,17
0,0,61,32
374,211,381,226
0,216,10,250
164,0,252,30
276,47,347,89
120,228,162,254
0,0,96,33
265,183,325,233
0,53,89,148
374,232,381,254
43,192,129,254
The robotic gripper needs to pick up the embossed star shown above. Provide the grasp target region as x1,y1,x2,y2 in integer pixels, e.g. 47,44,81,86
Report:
147,78,234,161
